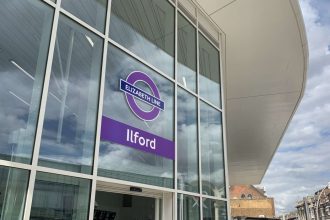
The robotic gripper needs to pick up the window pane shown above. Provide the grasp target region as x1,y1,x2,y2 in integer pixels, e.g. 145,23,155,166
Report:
109,0,175,77
98,45,174,188
200,102,225,198
203,199,227,220
61,0,107,33
0,166,29,220
178,13,196,92
177,88,198,193
0,0,53,164
199,34,221,108
30,172,91,220
39,15,103,174
177,194,200,220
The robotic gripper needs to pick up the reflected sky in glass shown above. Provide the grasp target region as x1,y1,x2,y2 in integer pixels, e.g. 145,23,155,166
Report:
0,0,53,164
177,13,197,92
199,34,221,108
200,101,225,198
61,0,107,33
177,87,198,193
98,44,174,188
109,0,175,77
39,15,103,174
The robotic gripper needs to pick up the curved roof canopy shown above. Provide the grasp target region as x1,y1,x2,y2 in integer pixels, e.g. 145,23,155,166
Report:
195,0,308,185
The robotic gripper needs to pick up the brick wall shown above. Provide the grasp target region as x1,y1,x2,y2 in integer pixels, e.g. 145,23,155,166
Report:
231,198,275,218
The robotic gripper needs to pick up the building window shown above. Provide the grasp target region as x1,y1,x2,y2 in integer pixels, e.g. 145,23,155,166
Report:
61,0,107,33
200,101,225,198
177,194,200,220
199,33,221,108
203,199,227,220
177,12,197,92
241,194,246,199
98,44,174,188
247,194,253,199
177,88,198,193
0,166,29,220
109,0,175,77
30,172,91,220
0,0,53,164
39,15,103,174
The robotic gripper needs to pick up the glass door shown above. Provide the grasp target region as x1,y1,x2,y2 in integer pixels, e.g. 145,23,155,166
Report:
94,191,161,220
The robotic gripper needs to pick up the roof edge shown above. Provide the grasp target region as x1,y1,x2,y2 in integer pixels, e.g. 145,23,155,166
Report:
259,0,309,184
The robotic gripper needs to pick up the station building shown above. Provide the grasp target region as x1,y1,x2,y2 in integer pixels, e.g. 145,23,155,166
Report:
0,0,307,219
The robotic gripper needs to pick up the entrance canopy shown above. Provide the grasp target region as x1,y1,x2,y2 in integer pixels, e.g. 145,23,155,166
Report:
195,0,308,184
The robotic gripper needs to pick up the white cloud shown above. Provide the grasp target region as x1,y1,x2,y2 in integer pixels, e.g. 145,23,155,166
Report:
262,0,330,215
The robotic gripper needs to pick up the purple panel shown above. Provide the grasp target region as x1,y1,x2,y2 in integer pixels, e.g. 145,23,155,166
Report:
101,116,175,160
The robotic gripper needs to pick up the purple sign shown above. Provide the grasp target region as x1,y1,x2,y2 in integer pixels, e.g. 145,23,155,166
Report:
120,71,164,121
101,116,175,160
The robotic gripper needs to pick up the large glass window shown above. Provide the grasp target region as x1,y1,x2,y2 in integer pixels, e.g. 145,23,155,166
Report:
39,15,103,174
177,13,197,92
199,34,221,108
203,199,227,220
0,166,29,220
109,0,175,77
177,88,198,193
177,194,200,220
61,0,107,33
98,45,174,188
30,172,91,220
94,191,161,219
0,0,53,164
200,102,225,198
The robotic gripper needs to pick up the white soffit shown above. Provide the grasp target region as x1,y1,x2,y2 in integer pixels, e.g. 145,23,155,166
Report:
196,0,308,185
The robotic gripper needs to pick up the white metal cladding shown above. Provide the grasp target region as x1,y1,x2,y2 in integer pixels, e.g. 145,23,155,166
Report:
0,0,229,219
194,0,308,185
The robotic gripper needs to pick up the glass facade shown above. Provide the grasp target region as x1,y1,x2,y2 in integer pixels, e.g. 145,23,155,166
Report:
30,172,91,220
177,13,197,92
199,34,221,108
177,194,200,220
0,0,53,164
109,0,175,77
39,15,103,174
98,45,174,188
200,101,225,198
177,88,198,193
203,199,227,220
0,0,227,219
0,167,29,220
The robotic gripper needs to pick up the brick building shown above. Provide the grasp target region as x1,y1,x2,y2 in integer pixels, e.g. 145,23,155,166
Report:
230,185,276,218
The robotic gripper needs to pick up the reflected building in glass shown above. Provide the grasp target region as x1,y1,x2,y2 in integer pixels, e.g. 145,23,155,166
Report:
0,0,307,219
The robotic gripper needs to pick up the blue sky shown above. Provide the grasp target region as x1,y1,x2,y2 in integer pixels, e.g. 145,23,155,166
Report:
261,0,330,214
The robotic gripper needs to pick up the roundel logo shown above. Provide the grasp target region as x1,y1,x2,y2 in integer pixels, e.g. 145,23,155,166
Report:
120,71,165,121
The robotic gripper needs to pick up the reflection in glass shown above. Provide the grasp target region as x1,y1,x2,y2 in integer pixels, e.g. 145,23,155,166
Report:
94,191,160,219
39,15,103,174
30,172,91,220
203,199,227,220
0,0,53,164
0,166,29,220
109,0,175,77
200,102,225,198
61,0,107,33
177,194,200,220
98,45,174,188
199,34,221,108
178,13,196,92
177,88,198,193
